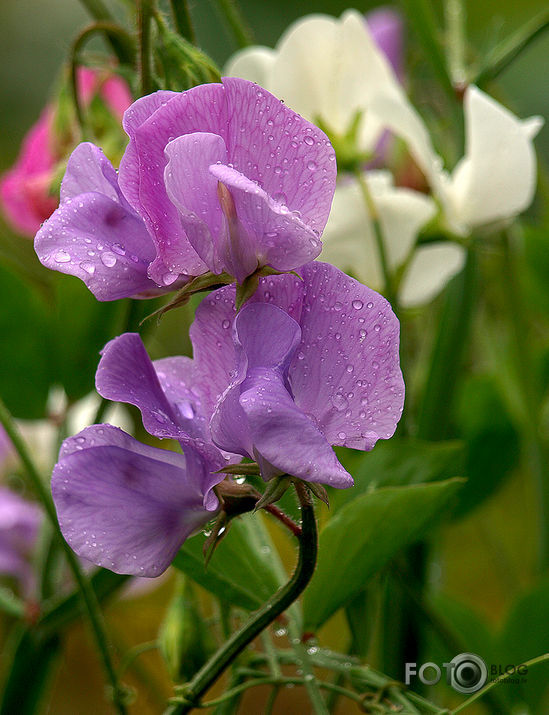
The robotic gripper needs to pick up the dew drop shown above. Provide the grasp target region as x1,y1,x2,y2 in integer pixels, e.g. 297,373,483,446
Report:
222,319,231,329
101,251,117,267
80,261,96,275
55,250,71,263
304,135,315,146
307,160,317,171
331,393,348,411
352,299,363,310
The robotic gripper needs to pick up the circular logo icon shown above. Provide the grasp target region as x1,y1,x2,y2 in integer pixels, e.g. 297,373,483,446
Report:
449,653,488,694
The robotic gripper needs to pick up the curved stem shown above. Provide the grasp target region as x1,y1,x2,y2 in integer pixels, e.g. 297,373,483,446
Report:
168,482,319,713
77,0,135,64
0,398,128,715
451,653,549,714
169,0,196,43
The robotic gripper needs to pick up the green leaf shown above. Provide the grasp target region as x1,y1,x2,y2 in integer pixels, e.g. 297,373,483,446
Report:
173,512,286,611
303,479,464,630
0,263,51,418
0,627,61,715
332,437,465,510
453,374,520,517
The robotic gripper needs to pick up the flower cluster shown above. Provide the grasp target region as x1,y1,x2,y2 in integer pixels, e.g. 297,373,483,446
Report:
32,73,404,577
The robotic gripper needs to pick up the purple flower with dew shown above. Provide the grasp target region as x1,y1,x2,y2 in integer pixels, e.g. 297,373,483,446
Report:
51,425,225,577
35,78,336,294
122,77,336,285
98,262,404,488
34,143,162,301
0,487,42,592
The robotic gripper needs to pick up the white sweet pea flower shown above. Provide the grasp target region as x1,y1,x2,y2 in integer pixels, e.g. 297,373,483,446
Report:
432,86,544,235
319,171,462,307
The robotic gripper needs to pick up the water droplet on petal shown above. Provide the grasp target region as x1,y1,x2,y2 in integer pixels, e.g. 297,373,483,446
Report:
304,136,315,146
331,394,348,411
101,251,117,267
352,299,363,310
55,250,71,263
80,261,96,275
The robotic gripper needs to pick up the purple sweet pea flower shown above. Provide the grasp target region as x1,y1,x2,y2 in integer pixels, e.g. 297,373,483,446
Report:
119,77,336,285
96,262,404,488
34,142,164,301
51,424,224,576
0,487,42,592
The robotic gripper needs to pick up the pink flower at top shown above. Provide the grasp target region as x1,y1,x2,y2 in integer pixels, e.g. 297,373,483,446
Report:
0,67,132,237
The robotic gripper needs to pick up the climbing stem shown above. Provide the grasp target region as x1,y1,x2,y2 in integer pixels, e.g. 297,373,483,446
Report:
0,397,128,714
168,481,319,713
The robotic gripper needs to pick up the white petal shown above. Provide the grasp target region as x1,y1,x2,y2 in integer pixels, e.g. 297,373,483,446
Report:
320,171,436,290
444,85,543,231
399,243,466,307
223,47,276,87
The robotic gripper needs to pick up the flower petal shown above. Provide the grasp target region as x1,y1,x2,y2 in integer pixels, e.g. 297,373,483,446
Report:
240,368,353,487
444,86,543,231
164,132,229,274
320,172,436,291
222,77,337,236
289,262,404,450
127,84,227,280
52,425,218,576
34,191,158,301
96,333,198,439
60,142,121,203
399,242,466,308
224,47,276,87
210,163,321,279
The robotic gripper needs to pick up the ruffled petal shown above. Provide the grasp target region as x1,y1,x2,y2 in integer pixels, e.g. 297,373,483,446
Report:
210,163,321,280
289,262,404,450
399,242,466,307
240,369,352,487
96,333,200,439
52,425,218,576
223,77,336,236
34,191,158,301
60,142,121,203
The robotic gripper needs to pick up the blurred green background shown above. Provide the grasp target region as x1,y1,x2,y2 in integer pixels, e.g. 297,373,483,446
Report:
0,1,548,713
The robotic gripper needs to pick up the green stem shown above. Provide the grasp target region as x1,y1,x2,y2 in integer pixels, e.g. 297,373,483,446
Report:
451,653,549,714
117,640,159,677
70,22,136,136
138,0,154,96
212,0,253,48
475,9,549,87
354,169,398,313
0,398,128,715
444,0,467,85
77,0,135,64
168,482,319,713
500,229,549,571
170,0,196,43
185,676,364,708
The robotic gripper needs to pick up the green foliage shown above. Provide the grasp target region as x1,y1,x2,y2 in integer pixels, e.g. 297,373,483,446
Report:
173,512,285,610
303,478,464,630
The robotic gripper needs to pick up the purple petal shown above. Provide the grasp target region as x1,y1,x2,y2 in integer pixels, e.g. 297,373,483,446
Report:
34,191,158,301
60,142,121,204
164,132,229,274
52,425,219,576
118,91,179,213
96,333,200,440
240,368,352,487
222,77,337,236
289,262,404,450
210,302,302,456
210,163,321,279
128,84,227,280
